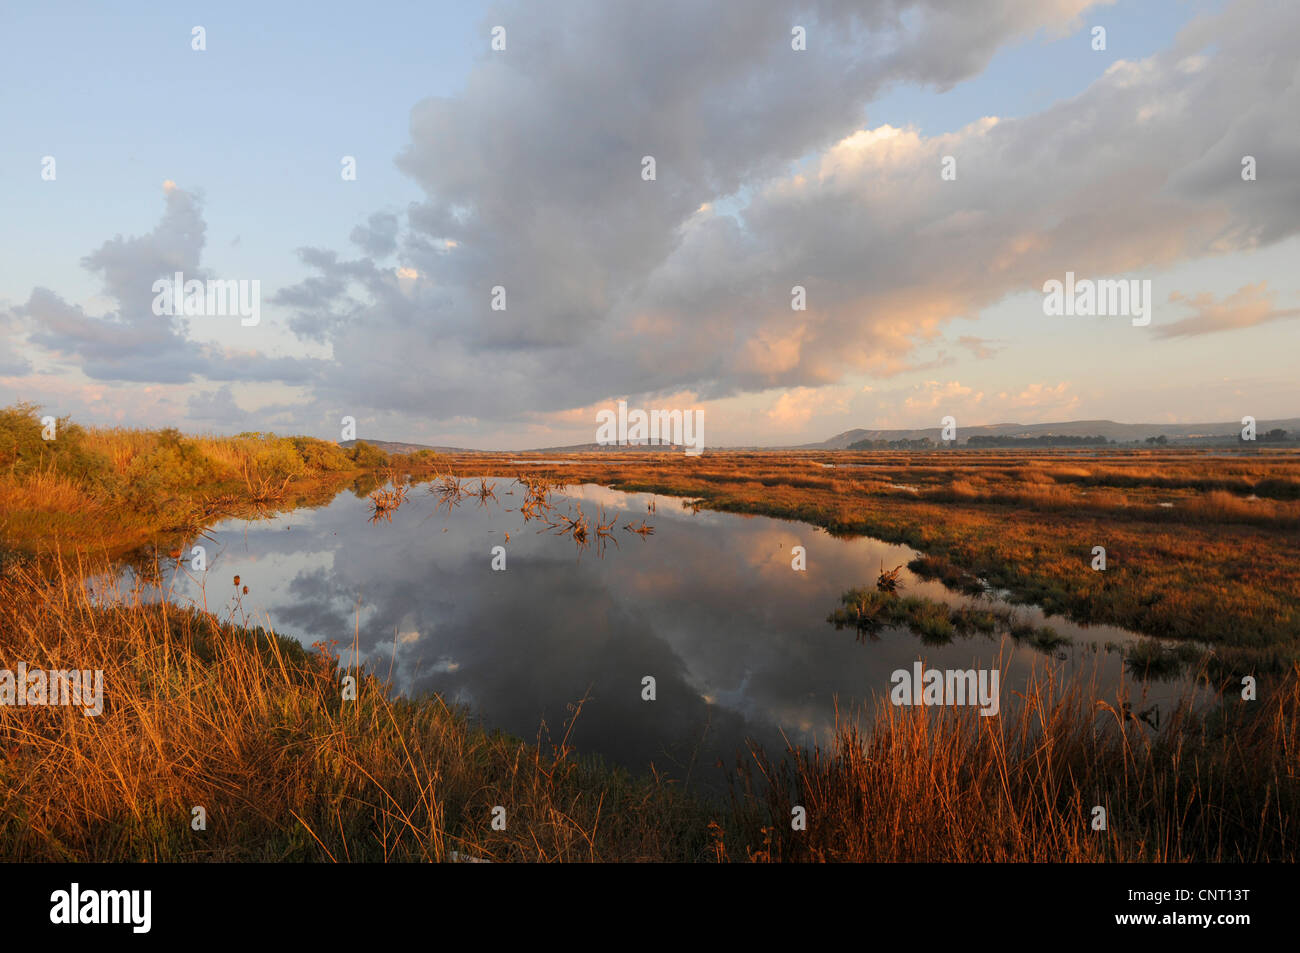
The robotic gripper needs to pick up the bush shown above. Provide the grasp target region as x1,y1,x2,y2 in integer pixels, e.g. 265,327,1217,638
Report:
346,441,389,469
245,438,308,482
290,436,353,472
0,402,46,473
0,402,111,486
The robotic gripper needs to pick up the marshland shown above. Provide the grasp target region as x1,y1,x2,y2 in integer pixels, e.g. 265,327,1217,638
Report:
2,403,1299,861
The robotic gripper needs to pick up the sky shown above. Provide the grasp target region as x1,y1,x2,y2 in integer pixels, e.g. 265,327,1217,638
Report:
1,0,1297,449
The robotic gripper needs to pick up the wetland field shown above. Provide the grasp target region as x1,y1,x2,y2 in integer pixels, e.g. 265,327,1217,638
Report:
2,406,1298,862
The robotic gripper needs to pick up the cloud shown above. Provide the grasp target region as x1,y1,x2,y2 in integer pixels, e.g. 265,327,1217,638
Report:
17,182,210,379
8,184,319,386
0,371,188,427
11,0,1297,443
1157,282,1300,339
957,335,1003,360
275,0,1296,431
276,0,1117,424
994,381,1078,415
766,385,853,428
904,379,983,411
0,309,31,375
349,212,400,258
186,385,251,425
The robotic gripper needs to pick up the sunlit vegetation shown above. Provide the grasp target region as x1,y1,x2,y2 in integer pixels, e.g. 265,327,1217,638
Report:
0,403,434,555
3,413,1299,862
2,557,1296,862
438,447,1298,674
827,586,1067,651
726,659,1300,862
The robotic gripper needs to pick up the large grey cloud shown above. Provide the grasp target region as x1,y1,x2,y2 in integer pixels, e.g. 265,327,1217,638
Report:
277,0,1112,421
273,0,1296,428
10,0,1296,436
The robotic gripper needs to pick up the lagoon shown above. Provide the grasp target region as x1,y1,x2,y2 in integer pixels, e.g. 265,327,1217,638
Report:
122,478,1201,788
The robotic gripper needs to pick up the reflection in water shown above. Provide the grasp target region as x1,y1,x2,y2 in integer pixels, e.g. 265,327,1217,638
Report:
129,479,1205,790
366,473,410,523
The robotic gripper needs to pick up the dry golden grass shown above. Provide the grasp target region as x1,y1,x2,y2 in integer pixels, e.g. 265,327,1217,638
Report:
1187,489,1267,522
0,558,710,862
3,556,1298,862
728,659,1300,862
4,418,1300,862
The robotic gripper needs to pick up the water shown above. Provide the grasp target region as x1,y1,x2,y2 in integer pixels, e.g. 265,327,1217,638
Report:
125,479,1203,787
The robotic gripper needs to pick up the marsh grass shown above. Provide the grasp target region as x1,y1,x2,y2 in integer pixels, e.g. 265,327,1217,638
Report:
2,558,1297,862
3,415,1299,861
1123,638,1205,681
876,563,905,593
562,449,1300,667
594,507,620,556
0,557,711,862
827,587,1064,650
906,554,988,596
725,659,1300,862
367,472,411,523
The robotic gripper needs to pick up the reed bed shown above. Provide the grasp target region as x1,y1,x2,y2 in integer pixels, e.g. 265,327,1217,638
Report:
727,658,1300,862
3,411,1299,861
2,557,1297,862
0,557,709,862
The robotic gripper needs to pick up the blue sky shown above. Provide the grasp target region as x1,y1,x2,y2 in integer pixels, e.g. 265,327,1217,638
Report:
1,2,479,299
2,0,1296,447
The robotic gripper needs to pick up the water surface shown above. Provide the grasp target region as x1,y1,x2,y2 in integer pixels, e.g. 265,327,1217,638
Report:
129,479,1200,787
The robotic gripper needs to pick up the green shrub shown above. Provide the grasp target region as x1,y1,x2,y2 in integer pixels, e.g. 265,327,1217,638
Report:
346,441,389,469
290,436,353,472
246,438,308,481
0,402,111,485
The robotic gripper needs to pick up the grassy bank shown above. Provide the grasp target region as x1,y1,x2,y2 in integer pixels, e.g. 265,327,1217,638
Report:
0,402,429,557
2,557,1296,861
0,560,711,861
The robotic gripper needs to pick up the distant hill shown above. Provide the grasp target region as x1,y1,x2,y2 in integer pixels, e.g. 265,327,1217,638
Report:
346,417,1298,455
797,418,1300,449
521,440,702,453
340,439,485,455
341,438,720,455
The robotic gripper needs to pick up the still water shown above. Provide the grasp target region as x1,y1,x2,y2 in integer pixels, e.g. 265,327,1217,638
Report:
128,479,1199,786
